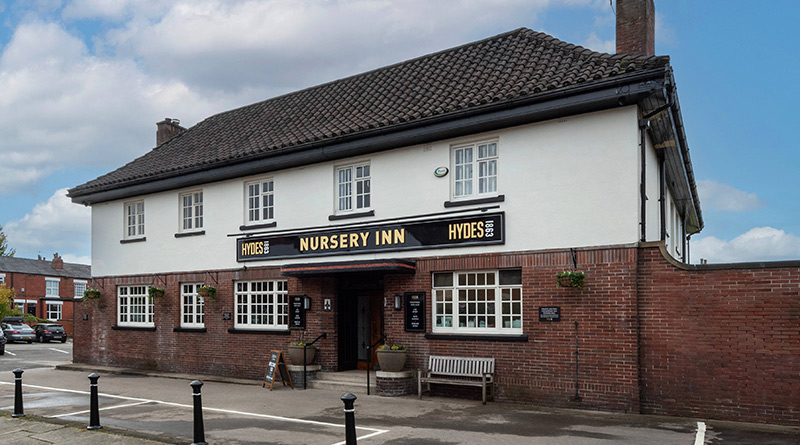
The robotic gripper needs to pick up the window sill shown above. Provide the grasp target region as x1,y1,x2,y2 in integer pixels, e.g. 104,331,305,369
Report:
173,327,207,333
328,210,375,221
425,333,527,342
239,222,277,231
120,237,146,244
227,328,291,335
443,195,505,208
175,230,205,238
112,325,156,331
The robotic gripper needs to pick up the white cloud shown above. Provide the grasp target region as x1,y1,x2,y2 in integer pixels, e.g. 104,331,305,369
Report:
691,227,800,263
697,179,765,212
582,32,615,53
4,188,91,262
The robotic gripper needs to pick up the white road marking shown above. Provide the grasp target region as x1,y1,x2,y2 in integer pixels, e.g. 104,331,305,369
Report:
0,381,388,443
4,351,16,356
694,421,706,445
50,401,152,418
48,348,70,354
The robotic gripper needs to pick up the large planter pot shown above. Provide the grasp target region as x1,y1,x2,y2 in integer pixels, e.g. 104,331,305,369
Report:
377,349,407,372
288,345,316,365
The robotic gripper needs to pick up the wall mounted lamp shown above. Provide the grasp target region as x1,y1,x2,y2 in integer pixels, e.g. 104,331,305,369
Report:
394,294,403,310
303,295,312,311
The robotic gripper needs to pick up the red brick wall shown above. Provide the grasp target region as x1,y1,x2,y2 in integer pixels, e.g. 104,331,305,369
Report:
638,244,800,425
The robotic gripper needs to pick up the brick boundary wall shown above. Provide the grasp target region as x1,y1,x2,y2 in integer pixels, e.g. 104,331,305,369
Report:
638,242,800,425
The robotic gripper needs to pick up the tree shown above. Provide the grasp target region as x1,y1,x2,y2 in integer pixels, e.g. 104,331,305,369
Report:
0,283,21,319
0,224,15,257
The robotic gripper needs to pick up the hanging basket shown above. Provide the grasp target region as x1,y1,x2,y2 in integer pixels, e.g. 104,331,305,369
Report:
556,271,585,290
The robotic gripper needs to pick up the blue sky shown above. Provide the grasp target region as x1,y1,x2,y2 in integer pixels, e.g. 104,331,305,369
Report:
0,0,798,265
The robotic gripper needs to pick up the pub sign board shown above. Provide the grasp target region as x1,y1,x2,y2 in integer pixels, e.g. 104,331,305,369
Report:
237,212,505,262
539,306,561,322
404,292,425,332
290,295,306,329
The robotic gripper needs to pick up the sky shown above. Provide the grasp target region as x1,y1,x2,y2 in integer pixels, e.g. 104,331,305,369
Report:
0,0,799,266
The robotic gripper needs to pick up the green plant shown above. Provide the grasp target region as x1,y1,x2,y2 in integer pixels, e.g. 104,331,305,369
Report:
556,271,585,290
290,332,310,347
148,286,165,300
378,344,405,351
23,314,48,324
84,288,102,300
0,284,21,319
198,285,216,301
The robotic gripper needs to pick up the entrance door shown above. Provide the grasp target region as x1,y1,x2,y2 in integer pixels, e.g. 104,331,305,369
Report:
338,290,383,370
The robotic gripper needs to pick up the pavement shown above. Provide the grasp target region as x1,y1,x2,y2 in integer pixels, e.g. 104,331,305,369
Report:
0,364,798,444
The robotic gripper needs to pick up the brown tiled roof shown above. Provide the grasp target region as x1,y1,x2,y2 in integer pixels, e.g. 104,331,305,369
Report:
70,28,668,196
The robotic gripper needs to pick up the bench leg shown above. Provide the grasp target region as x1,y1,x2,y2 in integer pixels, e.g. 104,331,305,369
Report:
482,382,487,405
418,370,422,399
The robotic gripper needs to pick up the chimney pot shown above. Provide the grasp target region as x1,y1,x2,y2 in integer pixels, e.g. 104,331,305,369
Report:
51,253,64,270
616,0,655,56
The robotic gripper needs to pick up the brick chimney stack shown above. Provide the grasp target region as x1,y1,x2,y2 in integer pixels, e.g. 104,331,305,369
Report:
51,253,63,270
616,0,655,56
156,118,186,146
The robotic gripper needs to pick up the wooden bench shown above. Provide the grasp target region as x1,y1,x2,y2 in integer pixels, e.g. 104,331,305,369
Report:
418,356,495,404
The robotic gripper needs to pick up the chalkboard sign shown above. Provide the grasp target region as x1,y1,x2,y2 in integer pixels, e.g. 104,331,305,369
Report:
539,306,561,322
404,292,425,332
290,295,306,330
263,350,294,390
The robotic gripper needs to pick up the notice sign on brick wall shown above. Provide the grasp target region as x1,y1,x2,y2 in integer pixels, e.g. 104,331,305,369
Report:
539,306,561,322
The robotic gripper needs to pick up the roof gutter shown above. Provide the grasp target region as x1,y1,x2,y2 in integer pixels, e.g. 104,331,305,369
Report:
70,69,667,205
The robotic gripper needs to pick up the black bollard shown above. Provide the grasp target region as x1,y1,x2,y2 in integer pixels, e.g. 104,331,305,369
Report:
12,368,24,418
190,380,207,445
87,373,102,430
341,392,357,444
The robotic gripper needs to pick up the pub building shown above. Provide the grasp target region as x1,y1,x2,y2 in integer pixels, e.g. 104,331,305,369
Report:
68,2,713,413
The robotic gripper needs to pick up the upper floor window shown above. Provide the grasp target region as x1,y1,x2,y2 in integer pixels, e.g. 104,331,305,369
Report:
245,179,274,224
74,280,87,299
125,201,145,238
432,269,522,334
453,141,498,198
180,191,204,232
117,285,153,327
336,163,370,212
234,280,288,330
45,278,60,297
0,273,5,285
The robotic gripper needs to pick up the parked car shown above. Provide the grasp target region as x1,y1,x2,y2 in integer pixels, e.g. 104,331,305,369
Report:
0,332,6,355
1,317,35,344
32,323,68,343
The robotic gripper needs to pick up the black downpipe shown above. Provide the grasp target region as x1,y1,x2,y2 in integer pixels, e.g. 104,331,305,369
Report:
659,153,666,241
639,119,648,242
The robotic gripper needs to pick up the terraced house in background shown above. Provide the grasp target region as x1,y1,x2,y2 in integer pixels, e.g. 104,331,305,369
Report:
67,0,800,426
0,254,90,336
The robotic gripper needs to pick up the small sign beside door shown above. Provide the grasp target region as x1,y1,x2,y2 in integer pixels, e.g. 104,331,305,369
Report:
404,292,425,332
290,295,306,329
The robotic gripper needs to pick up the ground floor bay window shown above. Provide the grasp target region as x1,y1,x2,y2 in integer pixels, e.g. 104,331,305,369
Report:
181,283,204,328
117,285,153,327
432,269,522,334
234,280,288,330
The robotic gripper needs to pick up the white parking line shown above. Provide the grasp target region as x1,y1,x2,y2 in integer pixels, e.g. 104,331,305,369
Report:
4,351,16,356
0,381,388,443
50,401,152,418
694,421,706,445
48,348,70,354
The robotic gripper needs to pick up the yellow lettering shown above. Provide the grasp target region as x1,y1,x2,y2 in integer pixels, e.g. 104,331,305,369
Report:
320,235,329,250
381,230,392,245
300,238,308,252
350,233,359,247
360,232,369,247
309,237,319,251
256,241,263,255
394,228,405,244
330,235,339,249
449,224,457,240
476,221,484,238
340,233,348,248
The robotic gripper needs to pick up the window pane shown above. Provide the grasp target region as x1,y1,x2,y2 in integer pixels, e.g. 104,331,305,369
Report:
499,269,522,285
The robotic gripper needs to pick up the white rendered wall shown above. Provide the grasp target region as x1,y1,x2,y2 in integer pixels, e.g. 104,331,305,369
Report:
92,106,658,277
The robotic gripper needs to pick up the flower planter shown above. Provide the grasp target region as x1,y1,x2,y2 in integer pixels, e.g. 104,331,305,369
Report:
377,349,407,372
288,345,316,365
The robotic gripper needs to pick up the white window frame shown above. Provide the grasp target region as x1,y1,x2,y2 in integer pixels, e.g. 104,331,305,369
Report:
46,301,63,321
432,269,522,334
244,178,275,225
45,277,60,298
335,162,371,213
181,283,205,328
452,140,498,199
117,285,154,327
234,280,288,330
180,190,204,232
0,273,5,285
74,280,87,299
125,201,145,239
